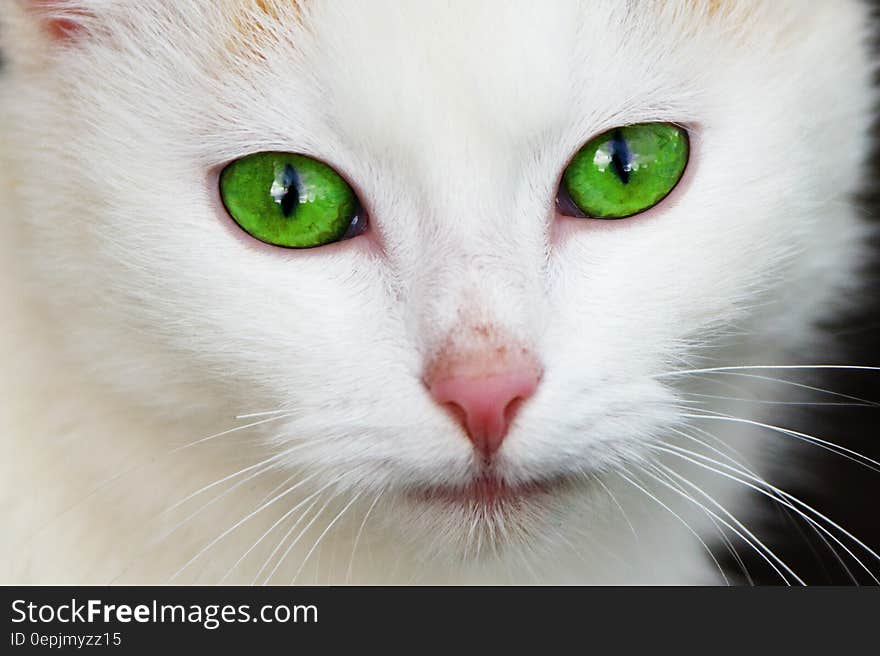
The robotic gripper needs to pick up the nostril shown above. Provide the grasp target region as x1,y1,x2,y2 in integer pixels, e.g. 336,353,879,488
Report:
443,400,468,430
503,396,527,431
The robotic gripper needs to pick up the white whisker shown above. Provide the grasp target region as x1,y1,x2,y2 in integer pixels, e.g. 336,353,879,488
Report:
651,443,880,583
167,468,322,582
257,467,365,585
635,462,802,585
617,467,730,585
291,489,365,584
235,409,292,420
261,492,338,586
668,423,853,578
592,474,638,541
250,492,326,586
346,488,385,584
170,413,295,453
681,411,880,473
657,364,880,377
162,450,291,516
217,476,336,585
682,370,880,407
682,391,873,408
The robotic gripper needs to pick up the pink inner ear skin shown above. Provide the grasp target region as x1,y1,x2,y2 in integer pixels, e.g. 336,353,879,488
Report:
28,1,89,42
45,17,82,40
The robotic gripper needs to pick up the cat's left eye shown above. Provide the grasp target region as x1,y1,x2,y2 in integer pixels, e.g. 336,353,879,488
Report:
557,122,689,219
219,152,366,248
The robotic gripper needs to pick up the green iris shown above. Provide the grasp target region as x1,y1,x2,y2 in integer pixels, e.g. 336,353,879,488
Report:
219,152,359,248
561,123,689,219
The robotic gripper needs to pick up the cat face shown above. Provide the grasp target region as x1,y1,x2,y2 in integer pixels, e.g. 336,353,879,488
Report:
2,0,874,555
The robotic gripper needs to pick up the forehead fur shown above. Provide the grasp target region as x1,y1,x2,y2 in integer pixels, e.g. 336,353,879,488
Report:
227,0,307,61
224,0,765,42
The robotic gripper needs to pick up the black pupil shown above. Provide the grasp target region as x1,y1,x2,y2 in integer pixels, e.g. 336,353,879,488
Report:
609,130,631,184
274,164,299,217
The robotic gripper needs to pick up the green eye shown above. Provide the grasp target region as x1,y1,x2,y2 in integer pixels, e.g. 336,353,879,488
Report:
559,123,689,219
219,152,364,248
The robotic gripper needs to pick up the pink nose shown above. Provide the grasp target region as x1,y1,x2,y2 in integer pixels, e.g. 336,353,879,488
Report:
426,345,542,458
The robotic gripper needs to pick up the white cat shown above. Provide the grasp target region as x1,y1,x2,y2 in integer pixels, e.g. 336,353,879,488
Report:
0,0,876,584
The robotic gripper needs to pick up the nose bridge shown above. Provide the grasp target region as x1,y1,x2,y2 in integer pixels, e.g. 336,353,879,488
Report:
407,175,544,346
399,138,547,375
413,253,540,365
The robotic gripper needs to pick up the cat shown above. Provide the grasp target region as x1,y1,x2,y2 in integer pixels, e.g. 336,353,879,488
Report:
0,0,876,585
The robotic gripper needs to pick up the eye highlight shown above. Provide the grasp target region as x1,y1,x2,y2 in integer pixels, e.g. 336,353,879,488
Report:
219,152,365,248
558,123,689,219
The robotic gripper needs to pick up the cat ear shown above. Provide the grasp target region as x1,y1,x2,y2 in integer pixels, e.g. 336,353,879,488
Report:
25,1,93,41
1,1,97,68
25,0,89,41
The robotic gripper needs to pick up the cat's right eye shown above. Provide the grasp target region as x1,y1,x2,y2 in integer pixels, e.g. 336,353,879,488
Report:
219,152,366,249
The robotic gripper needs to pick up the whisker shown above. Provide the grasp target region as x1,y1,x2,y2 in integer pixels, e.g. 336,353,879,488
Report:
235,409,292,420
681,371,880,408
291,489,365,584
657,364,880,377
162,450,291,517
681,411,880,473
149,437,337,543
255,472,301,506
139,438,342,577
220,468,359,586
592,474,638,541
641,460,753,584
261,490,341,586
170,413,295,453
642,461,795,585
635,462,802,585
667,423,838,569
681,391,874,408
667,426,758,474
651,443,880,583
256,467,366,585
22,416,305,557
616,467,730,585
167,468,323,582
250,491,327,586
346,488,385,584
150,463,279,550
216,475,339,585
664,427,803,584
671,448,861,585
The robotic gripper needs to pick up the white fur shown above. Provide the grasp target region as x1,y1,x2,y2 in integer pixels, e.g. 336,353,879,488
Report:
0,0,875,584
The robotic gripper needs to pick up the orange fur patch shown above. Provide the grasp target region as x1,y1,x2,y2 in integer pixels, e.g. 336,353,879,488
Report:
684,0,757,24
226,0,307,62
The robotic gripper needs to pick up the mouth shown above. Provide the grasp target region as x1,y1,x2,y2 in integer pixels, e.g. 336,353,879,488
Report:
398,472,582,559
412,473,565,511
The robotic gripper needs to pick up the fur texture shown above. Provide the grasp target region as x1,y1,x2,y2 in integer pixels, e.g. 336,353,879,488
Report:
0,0,876,584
